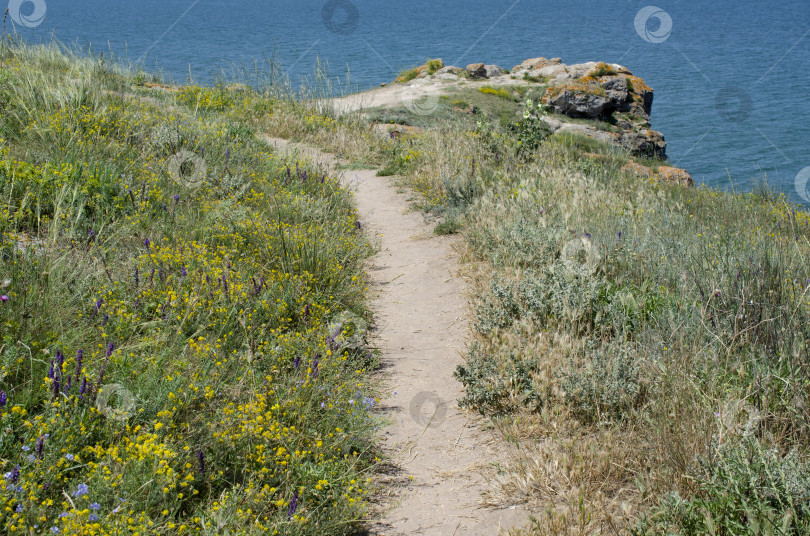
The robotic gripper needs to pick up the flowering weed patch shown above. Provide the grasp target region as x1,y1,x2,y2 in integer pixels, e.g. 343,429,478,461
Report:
0,42,377,535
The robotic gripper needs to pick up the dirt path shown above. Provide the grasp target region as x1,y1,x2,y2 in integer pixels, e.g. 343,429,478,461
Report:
264,136,526,535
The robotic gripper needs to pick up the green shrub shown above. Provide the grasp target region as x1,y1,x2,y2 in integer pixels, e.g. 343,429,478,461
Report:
511,99,552,154
561,343,643,422
634,438,810,535
455,343,542,415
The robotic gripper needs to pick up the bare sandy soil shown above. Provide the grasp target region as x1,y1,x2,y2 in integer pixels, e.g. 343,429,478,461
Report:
264,136,528,535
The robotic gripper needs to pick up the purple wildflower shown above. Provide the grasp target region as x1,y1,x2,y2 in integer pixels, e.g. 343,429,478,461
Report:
0,391,6,406
72,483,88,498
174,194,180,204
618,230,622,239
196,450,205,473
144,238,150,249
134,267,139,287
303,304,310,318
181,267,187,277
287,491,299,518
47,360,54,380
294,356,301,371
74,350,83,380
79,377,87,397
0,295,7,303
36,436,44,458
9,465,19,483
106,343,115,357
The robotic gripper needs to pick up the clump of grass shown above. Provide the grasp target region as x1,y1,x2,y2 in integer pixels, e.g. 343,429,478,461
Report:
397,67,419,83
588,62,618,78
425,58,443,75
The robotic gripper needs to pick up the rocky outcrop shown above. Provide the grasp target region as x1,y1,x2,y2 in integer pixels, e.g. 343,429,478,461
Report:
387,56,673,161
618,129,667,160
533,62,664,158
657,166,693,185
622,162,693,186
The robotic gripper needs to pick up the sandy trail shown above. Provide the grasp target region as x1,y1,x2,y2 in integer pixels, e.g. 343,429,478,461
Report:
264,136,526,535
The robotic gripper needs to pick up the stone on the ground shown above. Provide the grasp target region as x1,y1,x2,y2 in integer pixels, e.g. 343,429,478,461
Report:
465,63,487,78
657,166,694,185
482,64,505,78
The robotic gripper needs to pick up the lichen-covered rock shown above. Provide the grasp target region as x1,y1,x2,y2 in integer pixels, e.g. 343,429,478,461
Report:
464,63,504,79
600,77,629,105
656,166,694,186
619,130,667,160
465,63,487,78
545,88,612,119
532,59,663,157
483,64,505,77
622,162,655,178
511,56,562,72
622,162,693,186
436,66,464,75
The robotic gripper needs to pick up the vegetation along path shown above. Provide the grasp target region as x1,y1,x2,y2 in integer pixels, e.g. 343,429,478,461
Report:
265,136,526,535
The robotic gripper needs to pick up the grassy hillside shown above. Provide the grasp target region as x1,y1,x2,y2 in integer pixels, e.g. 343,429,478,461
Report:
3,39,810,536
264,75,810,534
0,41,378,535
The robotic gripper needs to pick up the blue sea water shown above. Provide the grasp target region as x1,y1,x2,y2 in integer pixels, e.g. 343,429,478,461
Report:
9,0,810,201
